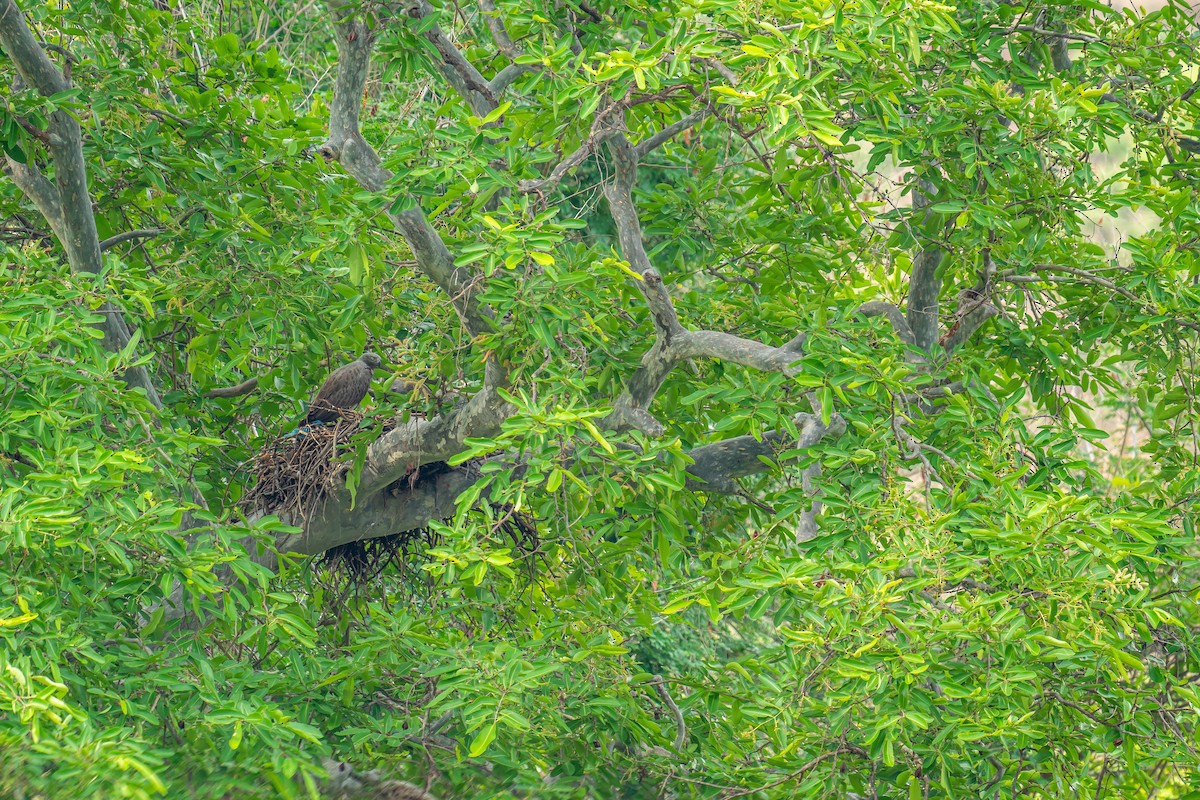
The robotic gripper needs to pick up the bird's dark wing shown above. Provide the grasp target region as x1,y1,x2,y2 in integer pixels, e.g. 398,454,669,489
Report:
306,361,371,423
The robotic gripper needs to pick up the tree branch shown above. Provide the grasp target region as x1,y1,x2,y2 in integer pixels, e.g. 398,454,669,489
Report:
1012,25,1103,44
906,179,944,352
857,300,917,346
677,330,802,375
489,62,535,96
634,109,708,159
996,263,1141,304
321,1,511,497
322,0,490,337
686,412,845,493
0,0,162,409
402,0,497,116
477,0,518,58
517,101,627,194
600,127,803,434
651,677,687,751
204,376,259,399
99,228,163,251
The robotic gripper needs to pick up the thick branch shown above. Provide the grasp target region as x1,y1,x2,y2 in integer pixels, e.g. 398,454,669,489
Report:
404,0,497,116
271,465,480,564
677,330,801,375
600,129,803,434
356,361,512,498
323,1,488,337
857,300,917,346
906,180,944,352
477,0,518,58
940,300,997,353
204,377,259,399
686,412,845,493
293,409,846,560
0,1,161,409
321,0,512,497
489,62,535,96
0,1,69,96
2,158,64,234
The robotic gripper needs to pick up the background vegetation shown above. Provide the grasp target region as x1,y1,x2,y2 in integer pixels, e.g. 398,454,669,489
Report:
1,0,1199,797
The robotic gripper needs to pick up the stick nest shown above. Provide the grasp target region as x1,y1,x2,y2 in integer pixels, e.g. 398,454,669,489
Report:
238,410,388,524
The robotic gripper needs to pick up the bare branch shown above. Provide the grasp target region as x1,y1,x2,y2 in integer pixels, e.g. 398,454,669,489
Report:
517,102,627,194
996,263,1141,305
1012,25,1103,43
0,1,161,409
320,0,511,496
634,109,708,159
794,462,823,542
686,412,845,493
857,300,917,346
0,2,69,96
1099,90,1160,124
651,677,687,751
690,56,739,86
322,1,489,338
517,135,610,194
204,377,259,399
2,158,64,233
356,360,512,498
678,330,801,375
477,0,518,58
906,179,944,352
279,405,847,563
600,127,805,434
403,0,497,116
489,62,535,96
100,228,163,251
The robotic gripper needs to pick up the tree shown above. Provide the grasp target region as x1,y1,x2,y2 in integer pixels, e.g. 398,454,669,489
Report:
1,0,1199,796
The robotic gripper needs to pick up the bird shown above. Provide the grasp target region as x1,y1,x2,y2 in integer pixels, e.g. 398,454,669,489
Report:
305,352,384,424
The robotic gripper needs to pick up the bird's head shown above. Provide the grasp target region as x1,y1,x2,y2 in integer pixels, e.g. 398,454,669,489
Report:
360,352,384,370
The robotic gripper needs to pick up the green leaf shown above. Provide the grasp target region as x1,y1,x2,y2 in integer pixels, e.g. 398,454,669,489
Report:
469,722,497,757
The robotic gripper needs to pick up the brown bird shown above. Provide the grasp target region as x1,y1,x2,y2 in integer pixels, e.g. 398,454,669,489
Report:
305,352,383,424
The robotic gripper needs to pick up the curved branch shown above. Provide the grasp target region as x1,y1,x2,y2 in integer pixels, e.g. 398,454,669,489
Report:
857,300,916,346
291,409,847,561
652,677,687,751
0,1,162,409
321,0,512,497
204,377,259,399
489,62,535,96
403,0,497,116
677,330,801,375
322,1,489,338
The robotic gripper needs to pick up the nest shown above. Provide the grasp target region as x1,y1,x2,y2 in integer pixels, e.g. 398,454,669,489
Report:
238,410,385,524
238,411,543,599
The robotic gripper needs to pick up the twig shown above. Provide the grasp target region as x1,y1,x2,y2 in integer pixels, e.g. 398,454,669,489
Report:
1012,25,1104,43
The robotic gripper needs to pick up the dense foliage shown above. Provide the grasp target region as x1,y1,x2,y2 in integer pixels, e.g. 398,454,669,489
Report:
2,0,1200,797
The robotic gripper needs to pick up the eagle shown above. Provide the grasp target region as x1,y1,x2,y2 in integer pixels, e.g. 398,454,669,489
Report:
305,352,383,424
